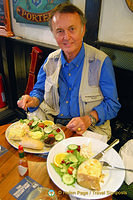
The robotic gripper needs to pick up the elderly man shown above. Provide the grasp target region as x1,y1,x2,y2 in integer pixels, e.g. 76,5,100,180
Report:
17,2,121,140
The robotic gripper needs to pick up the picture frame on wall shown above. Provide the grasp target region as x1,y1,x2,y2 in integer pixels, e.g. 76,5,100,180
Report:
125,0,133,12
0,0,14,37
12,0,68,26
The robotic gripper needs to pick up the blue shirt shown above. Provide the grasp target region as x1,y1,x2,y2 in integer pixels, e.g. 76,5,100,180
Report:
29,43,121,125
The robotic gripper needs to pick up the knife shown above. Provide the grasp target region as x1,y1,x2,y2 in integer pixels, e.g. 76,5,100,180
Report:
93,139,119,160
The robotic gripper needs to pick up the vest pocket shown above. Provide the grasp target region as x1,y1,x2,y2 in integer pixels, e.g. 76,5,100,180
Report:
81,94,103,102
80,93,103,115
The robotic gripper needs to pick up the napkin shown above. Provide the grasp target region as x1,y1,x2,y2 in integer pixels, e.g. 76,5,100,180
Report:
83,130,108,143
119,139,133,185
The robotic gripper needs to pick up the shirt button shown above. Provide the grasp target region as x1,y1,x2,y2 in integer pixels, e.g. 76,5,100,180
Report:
66,101,69,104
76,64,79,67
60,113,64,116
68,73,71,76
69,88,71,90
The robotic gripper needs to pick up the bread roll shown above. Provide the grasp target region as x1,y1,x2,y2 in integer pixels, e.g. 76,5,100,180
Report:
20,136,44,150
77,159,102,191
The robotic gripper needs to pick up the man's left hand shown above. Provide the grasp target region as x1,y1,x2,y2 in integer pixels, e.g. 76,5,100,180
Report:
66,115,91,135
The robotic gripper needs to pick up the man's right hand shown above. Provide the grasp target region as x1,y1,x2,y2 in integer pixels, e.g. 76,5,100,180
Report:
17,95,40,110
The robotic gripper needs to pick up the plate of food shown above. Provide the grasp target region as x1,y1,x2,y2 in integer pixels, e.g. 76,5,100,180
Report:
5,119,65,154
47,137,125,199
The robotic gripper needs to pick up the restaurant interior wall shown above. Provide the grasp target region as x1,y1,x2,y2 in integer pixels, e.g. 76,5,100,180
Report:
8,0,133,48
98,0,133,48
9,0,86,47
97,0,133,147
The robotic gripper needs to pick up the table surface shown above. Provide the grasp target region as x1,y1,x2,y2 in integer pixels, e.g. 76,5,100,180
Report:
0,123,112,200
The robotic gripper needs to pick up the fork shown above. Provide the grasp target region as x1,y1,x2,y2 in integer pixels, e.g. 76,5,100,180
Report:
101,161,133,172
18,97,28,115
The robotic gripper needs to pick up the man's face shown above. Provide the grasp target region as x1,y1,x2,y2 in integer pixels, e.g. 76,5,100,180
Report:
51,12,85,61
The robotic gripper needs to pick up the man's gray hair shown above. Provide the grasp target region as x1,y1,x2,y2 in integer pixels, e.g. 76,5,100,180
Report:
49,2,87,31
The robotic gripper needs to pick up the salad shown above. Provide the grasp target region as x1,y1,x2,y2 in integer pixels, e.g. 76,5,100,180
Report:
18,119,64,146
51,144,88,185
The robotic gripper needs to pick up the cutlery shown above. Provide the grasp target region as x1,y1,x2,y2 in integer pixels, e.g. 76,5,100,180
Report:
19,177,42,200
18,97,28,115
25,177,38,187
93,139,119,160
0,146,7,154
0,149,7,154
25,177,41,189
101,161,133,172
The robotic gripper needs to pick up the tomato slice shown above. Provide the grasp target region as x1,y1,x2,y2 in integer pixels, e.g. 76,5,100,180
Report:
38,122,45,128
28,120,34,126
67,150,74,153
48,134,55,138
56,128,61,133
67,167,74,175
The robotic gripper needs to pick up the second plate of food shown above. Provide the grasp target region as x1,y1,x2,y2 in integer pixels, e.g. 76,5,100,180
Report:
47,137,125,199
5,119,65,154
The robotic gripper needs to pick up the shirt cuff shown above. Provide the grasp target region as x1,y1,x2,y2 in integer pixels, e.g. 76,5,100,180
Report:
28,93,43,113
93,107,105,126
28,106,38,113
29,93,43,104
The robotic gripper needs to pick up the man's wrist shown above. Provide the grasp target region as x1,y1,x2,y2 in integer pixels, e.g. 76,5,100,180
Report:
88,114,97,126
32,97,40,107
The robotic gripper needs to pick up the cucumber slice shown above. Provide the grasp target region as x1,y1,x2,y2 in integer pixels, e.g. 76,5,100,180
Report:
31,121,38,127
67,144,78,150
20,119,30,124
44,126,53,134
31,126,42,132
52,130,57,135
62,174,75,185
55,134,64,141
68,154,78,163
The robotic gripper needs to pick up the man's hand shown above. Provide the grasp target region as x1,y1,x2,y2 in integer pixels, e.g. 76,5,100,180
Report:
66,111,99,135
17,95,40,111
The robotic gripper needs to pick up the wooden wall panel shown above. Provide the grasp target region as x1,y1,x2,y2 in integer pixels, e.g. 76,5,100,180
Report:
13,44,31,98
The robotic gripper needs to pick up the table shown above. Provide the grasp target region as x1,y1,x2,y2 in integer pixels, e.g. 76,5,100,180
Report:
0,124,112,200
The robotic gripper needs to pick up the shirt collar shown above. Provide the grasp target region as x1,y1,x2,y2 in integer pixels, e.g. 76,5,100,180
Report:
61,43,85,67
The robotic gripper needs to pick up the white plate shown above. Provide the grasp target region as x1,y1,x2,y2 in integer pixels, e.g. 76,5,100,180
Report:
5,121,65,154
47,137,125,200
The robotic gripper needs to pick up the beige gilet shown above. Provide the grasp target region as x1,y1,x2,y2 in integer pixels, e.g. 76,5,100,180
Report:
29,43,111,140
